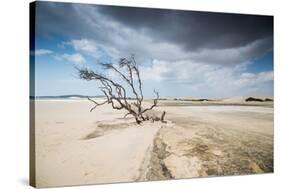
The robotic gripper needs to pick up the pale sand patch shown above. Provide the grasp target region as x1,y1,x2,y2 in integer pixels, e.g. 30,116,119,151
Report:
143,125,200,181
33,99,273,187
35,100,165,187
37,124,161,187
164,155,201,178
161,105,273,135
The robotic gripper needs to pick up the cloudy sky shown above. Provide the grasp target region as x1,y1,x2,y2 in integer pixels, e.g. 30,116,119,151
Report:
33,1,273,98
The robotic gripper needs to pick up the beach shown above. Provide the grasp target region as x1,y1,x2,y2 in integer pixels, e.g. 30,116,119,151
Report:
33,98,273,187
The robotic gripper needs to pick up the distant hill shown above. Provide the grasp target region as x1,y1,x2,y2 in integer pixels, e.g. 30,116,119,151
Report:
222,96,273,103
245,97,273,102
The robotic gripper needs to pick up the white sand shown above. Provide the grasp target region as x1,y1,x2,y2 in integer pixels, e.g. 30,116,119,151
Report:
35,100,163,187
33,99,273,187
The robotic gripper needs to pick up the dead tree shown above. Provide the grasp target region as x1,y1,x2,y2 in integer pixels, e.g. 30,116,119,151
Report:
77,55,166,124
161,111,167,123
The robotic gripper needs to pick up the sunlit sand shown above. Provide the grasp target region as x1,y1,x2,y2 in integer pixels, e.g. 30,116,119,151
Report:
33,97,273,187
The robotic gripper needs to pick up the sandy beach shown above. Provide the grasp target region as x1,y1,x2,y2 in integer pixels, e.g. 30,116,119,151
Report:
33,98,273,187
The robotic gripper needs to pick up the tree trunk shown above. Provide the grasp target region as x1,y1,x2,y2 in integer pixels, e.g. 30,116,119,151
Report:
135,117,141,124
160,111,167,123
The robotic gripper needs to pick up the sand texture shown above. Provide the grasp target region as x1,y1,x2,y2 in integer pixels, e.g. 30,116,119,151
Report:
33,99,273,187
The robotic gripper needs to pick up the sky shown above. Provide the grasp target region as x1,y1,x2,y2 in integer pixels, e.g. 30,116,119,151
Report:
33,1,273,98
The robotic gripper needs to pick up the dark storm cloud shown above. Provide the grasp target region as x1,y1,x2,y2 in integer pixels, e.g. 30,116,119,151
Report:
35,1,273,51
35,2,95,38
34,2,273,97
98,5,273,51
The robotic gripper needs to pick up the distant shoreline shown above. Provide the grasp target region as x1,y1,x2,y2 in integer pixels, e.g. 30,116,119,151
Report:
30,95,105,100
31,96,274,108
31,95,274,103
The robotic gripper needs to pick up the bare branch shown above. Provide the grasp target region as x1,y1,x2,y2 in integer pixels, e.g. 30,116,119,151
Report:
87,97,108,112
77,56,165,124
131,55,143,101
141,89,159,114
102,61,141,104
123,112,131,118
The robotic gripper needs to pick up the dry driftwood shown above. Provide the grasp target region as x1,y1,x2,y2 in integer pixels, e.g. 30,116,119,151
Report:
77,55,166,124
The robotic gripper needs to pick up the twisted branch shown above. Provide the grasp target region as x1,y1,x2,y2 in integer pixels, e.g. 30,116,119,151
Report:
77,56,163,124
